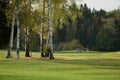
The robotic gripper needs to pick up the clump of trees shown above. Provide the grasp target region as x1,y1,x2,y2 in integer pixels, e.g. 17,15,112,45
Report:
1,0,59,59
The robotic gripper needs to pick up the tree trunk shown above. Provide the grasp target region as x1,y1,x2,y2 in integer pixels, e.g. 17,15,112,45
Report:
16,3,20,58
16,18,20,59
48,0,54,59
25,0,31,57
6,17,15,58
40,0,45,57
6,10,16,58
25,27,30,57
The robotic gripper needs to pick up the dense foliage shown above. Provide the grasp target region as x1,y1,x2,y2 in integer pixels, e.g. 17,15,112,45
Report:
0,0,120,51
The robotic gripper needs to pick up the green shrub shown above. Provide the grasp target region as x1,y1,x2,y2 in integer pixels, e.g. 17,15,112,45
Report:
57,39,84,51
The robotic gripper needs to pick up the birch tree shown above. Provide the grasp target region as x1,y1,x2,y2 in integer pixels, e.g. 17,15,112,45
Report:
23,0,32,57
48,0,54,59
41,0,67,58
6,3,16,58
16,0,25,59
6,0,16,58
16,5,20,59
41,0,45,57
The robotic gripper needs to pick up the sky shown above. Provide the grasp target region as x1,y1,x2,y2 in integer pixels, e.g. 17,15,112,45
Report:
76,0,120,11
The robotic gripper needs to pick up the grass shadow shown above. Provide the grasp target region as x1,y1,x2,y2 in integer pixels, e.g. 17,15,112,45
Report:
53,58,120,70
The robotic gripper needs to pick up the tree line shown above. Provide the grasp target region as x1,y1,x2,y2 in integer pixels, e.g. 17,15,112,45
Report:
0,0,120,59
54,3,120,52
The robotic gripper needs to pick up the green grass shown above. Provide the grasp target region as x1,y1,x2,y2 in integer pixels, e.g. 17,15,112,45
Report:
0,50,120,80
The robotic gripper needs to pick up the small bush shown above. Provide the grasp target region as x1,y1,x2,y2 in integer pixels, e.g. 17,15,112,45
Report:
57,39,84,51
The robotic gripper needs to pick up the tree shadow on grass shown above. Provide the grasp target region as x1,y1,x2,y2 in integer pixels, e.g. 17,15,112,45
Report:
0,75,30,80
54,58,120,70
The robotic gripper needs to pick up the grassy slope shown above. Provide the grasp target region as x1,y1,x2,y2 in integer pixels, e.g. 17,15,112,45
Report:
0,50,120,80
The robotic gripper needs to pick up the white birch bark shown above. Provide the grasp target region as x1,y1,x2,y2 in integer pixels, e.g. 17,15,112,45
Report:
25,26,30,57
40,0,45,57
16,4,20,59
16,18,20,59
6,10,15,58
48,0,54,59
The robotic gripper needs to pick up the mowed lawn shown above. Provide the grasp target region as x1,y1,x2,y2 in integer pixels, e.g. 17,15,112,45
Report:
0,50,120,80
